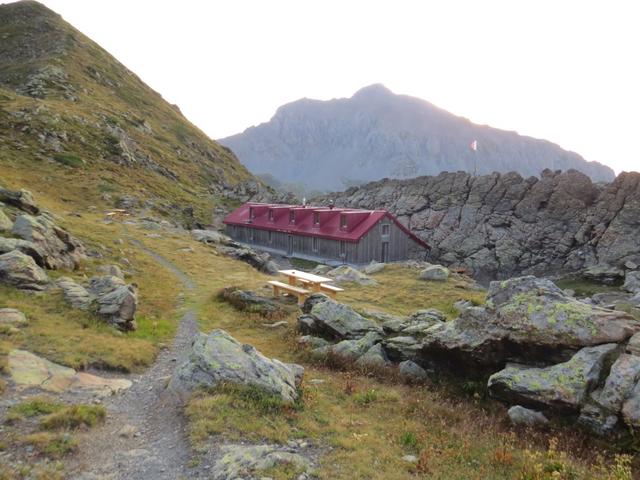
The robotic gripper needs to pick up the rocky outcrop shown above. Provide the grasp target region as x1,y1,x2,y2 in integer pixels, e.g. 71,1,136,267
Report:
317,169,640,281
87,275,138,331
326,265,376,286
57,276,93,310
217,244,279,275
296,275,640,436
0,187,39,215
169,330,304,403
218,287,290,318
220,84,613,193
11,213,85,270
0,308,27,328
0,250,49,290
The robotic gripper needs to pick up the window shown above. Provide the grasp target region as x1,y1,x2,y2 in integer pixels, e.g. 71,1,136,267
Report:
248,229,254,241
340,215,347,229
313,212,320,226
268,209,274,222
339,241,346,257
381,224,390,236
249,207,255,219
268,230,272,244
289,210,295,223
312,236,318,252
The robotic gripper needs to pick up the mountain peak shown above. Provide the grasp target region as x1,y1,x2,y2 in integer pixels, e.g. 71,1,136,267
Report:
352,83,393,99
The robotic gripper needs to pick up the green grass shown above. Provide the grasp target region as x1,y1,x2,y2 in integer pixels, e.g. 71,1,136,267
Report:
7,397,63,422
40,404,106,430
555,277,622,298
52,153,85,168
289,257,320,271
19,432,77,459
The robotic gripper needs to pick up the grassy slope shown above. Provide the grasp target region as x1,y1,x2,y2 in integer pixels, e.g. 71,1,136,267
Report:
132,232,633,479
0,1,254,226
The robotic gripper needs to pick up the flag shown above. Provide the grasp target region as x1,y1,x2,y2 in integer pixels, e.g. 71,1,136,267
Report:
470,140,478,152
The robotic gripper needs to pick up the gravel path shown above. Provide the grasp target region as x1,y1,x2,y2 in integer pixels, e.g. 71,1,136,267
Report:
69,241,208,480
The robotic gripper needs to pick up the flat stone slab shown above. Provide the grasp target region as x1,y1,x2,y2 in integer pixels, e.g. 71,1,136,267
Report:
8,349,131,396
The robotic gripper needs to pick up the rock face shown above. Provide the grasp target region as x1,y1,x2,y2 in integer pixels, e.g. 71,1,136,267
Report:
169,330,304,403
57,276,93,309
11,213,85,270
317,169,640,281
0,250,49,290
220,84,614,193
0,208,12,231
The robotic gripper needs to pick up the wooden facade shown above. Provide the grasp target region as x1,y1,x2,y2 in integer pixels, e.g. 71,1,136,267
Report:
225,206,428,265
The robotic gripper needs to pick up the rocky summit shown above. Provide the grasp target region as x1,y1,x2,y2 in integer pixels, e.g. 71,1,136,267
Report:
220,84,614,193
318,168,640,280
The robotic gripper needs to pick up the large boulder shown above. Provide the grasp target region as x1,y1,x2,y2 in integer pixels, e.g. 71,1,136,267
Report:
88,275,137,330
218,245,278,275
191,229,231,245
0,250,49,290
419,264,450,282
418,277,640,371
0,187,39,214
326,265,376,285
11,213,85,270
0,237,46,267
219,287,289,318
623,271,640,294
487,343,620,412
582,265,625,286
507,405,549,427
313,331,382,362
169,330,303,403
298,298,380,341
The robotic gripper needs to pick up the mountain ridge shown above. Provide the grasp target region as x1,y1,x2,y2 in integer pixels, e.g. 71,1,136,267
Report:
220,84,615,193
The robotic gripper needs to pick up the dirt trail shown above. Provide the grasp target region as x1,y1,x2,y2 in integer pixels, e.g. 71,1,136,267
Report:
70,241,208,480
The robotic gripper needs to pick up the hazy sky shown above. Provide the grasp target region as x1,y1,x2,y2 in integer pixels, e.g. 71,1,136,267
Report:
33,0,640,174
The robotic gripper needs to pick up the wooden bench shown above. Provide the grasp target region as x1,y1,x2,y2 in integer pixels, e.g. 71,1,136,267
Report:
267,280,310,305
319,283,344,299
297,279,345,299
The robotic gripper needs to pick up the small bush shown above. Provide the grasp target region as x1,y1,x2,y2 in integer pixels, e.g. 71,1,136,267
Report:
20,432,77,458
354,389,378,406
40,404,106,430
7,397,63,422
400,431,420,451
53,153,85,167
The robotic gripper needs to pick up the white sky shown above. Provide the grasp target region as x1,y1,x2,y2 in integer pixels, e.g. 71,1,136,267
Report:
24,0,640,174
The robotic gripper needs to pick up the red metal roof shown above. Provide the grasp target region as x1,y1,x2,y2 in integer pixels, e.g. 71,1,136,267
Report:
223,203,429,248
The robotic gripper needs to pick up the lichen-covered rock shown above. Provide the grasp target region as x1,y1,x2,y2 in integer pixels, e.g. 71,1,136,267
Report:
311,264,332,275
298,335,330,349
419,277,640,371
219,287,289,318
0,308,27,327
301,293,330,314
97,264,124,279
383,336,423,363
210,444,312,480
507,405,549,426
623,271,640,294
399,360,429,382
327,265,376,285
355,343,389,368
419,264,449,281
314,331,382,362
11,213,85,270
191,229,230,245
0,237,46,266
218,246,278,275
621,382,640,427
0,208,12,231
0,250,49,290
488,344,620,412
300,298,380,340
363,261,385,275
57,276,93,309
169,329,304,403
0,187,39,214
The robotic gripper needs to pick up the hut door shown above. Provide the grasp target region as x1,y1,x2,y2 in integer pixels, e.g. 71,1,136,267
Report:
287,235,294,255
381,242,389,262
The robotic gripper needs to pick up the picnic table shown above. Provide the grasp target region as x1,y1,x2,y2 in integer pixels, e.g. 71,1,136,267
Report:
267,269,344,304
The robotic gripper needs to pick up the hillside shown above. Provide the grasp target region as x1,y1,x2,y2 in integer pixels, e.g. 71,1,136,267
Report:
316,169,640,281
0,0,272,227
220,84,615,193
